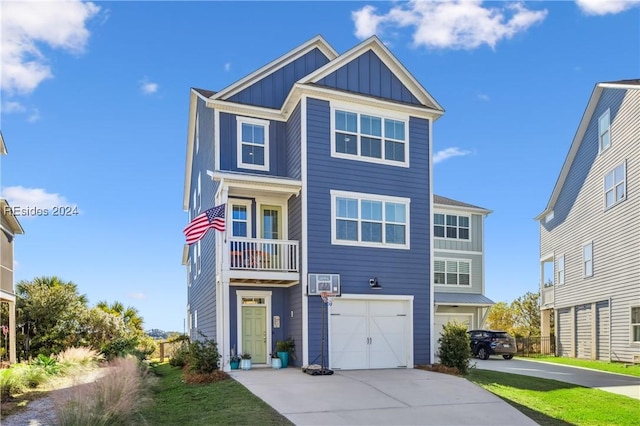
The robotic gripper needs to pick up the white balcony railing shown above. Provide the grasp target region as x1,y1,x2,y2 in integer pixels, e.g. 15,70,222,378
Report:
228,237,299,272
541,286,554,306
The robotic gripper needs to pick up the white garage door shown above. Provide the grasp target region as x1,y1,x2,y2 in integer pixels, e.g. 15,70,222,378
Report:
434,314,472,354
329,299,410,370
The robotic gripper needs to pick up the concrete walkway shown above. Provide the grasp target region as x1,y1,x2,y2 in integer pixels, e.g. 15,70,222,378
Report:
231,367,536,425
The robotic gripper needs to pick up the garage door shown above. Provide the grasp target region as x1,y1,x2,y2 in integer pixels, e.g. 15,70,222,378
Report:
557,308,572,357
575,304,592,359
329,299,410,370
434,314,472,354
596,300,609,360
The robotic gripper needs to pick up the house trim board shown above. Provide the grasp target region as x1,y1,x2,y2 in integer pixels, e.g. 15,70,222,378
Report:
235,289,273,363
428,114,435,364
300,95,309,366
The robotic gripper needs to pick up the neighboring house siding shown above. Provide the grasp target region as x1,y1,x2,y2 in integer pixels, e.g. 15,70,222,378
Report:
305,97,432,364
433,213,483,252
316,50,421,105
228,48,330,109
188,99,217,341
287,193,303,366
1,226,13,294
433,251,483,295
540,87,640,362
286,102,302,180
218,112,288,176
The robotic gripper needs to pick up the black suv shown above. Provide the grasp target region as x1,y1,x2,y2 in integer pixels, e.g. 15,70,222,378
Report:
468,330,516,360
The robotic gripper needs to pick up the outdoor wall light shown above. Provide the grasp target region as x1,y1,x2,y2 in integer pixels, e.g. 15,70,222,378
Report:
369,277,382,289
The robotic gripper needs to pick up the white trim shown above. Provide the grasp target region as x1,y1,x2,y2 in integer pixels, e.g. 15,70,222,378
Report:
236,116,270,171
301,96,309,365
228,199,252,239
598,108,611,153
630,306,640,344
195,111,200,154
208,170,302,195
183,91,198,210
603,160,626,210
330,190,411,249
545,210,555,223
0,290,16,302
433,212,472,243
433,258,472,287
197,172,201,213
214,109,220,171
256,200,288,241
556,254,565,286
330,101,410,168
582,240,593,278
434,248,482,256
236,289,272,363
428,115,435,363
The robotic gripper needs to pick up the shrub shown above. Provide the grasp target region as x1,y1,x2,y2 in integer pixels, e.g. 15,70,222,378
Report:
169,342,190,367
100,337,139,361
56,347,104,368
0,367,27,401
438,321,472,375
32,354,61,376
188,338,220,374
54,356,156,425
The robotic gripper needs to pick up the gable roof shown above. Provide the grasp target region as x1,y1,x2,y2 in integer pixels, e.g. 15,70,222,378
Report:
434,194,491,214
212,35,338,101
1,199,25,235
298,36,443,112
535,79,640,220
193,87,217,98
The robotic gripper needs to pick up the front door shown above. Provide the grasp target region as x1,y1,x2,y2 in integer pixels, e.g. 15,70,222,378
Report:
260,205,282,268
242,306,267,363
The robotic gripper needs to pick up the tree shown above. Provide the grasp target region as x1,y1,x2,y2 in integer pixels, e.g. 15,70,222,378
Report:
96,300,144,337
485,301,516,334
512,291,541,337
16,276,90,358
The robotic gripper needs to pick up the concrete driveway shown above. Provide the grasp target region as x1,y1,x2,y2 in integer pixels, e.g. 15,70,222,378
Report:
231,367,536,425
473,357,640,400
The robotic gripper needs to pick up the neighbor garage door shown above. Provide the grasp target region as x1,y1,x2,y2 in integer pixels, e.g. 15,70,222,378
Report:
557,307,572,357
329,298,410,370
434,314,472,354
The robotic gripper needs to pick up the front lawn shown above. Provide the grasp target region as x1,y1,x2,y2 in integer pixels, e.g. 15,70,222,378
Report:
140,364,292,425
525,356,640,377
467,369,640,426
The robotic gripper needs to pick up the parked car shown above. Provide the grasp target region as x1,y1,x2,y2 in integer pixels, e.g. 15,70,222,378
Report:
468,330,516,360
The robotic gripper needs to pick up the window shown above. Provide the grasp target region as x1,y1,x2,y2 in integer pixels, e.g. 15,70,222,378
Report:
195,112,200,153
434,259,471,286
196,240,202,275
557,255,565,285
197,172,201,213
187,262,191,287
192,189,197,218
331,190,410,248
632,307,640,343
232,204,249,237
237,117,269,171
583,242,593,277
434,213,470,240
194,310,198,329
332,106,408,166
604,162,626,209
598,109,610,152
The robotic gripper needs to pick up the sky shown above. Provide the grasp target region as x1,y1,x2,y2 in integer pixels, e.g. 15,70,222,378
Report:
1,0,639,332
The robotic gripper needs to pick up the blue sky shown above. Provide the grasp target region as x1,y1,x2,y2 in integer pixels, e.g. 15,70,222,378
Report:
1,1,638,332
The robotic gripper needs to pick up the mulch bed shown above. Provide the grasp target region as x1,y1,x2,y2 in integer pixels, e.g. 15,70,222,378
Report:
415,364,462,376
183,369,230,384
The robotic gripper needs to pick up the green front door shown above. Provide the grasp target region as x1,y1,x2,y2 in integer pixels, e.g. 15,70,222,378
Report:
242,306,267,363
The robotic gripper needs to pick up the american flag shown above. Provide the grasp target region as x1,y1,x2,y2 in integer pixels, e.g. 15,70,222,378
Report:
183,204,226,245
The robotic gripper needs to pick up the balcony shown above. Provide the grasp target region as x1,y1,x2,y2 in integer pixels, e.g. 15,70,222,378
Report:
227,238,299,286
541,285,554,307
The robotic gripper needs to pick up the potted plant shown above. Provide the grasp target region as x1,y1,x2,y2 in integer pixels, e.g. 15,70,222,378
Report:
270,352,282,369
276,337,295,368
229,347,241,370
240,353,252,370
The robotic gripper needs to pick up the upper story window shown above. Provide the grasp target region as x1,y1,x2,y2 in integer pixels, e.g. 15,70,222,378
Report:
583,241,593,278
631,307,640,343
434,259,471,286
434,213,470,240
331,190,410,249
598,109,610,152
195,112,200,153
604,161,626,209
557,255,565,285
231,204,250,237
237,117,270,171
197,172,201,213
332,104,408,167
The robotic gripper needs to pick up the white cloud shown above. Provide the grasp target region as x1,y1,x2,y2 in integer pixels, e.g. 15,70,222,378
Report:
477,93,490,102
433,147,471,164
2,101,27,113
224,62,232,72
27,108,41,123
575,0,640,15
128,292,146,300
140,78,158,95
352,1,547,50
2,186,73,211
1,0,100,95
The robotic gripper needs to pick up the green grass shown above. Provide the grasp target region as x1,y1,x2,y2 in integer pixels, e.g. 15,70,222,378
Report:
140,364,292,425
467,369,640,426
525,356,640,377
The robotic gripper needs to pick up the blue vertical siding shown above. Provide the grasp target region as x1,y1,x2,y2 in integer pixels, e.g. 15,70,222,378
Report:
316,51,422,106
286,102,302,180
188,98,219,341
228,48,330,109
304,97,432,364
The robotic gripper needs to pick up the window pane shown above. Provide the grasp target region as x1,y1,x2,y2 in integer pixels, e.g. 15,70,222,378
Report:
233,206,247,220
434,214,445,225
385,140,405,162
434,272,445,284
616,183,625,202
361,115,381,136
459,216,469,228
446,215,457,226
385,119,405,140
253,126,264,144
446,262,458,273
601,131,610,149
459,228,469,240
434,225,445,237
446,227,457,238
585,260,593,276
242,145,264,165
386,203,406,223
233,222,247,237
633,326,640,342
606,190,614,207
385,224,405,244
242,123,253,142
336,111,357,132
583,243,592,259
336,132,357,154
361,200,382,220
361,222,382,242
337,197,358,219
434,260,445,272
447,273,458,285
614,164,625,183
459,273,470,285
604,171,614,191
631,307,640,323
459,262,470,274
337,220,358,240
361,137,382,158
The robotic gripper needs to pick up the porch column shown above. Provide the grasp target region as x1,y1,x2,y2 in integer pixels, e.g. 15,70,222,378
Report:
9,300,16,363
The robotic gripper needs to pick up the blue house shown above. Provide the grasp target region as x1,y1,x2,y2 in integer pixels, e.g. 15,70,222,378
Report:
182,35,444,370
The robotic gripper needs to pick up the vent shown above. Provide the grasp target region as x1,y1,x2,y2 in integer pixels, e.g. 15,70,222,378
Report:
633,354,640,364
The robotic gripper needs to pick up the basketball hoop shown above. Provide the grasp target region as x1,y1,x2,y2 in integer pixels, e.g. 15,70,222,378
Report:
321,291,334,306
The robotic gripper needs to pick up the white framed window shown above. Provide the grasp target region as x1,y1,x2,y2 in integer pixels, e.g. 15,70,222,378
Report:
583,241,593,278
187,262,192,287
187,306,191,331
195,111,200,153
194,310,198,329
557,255,565,285
331,103,409,167
331,190,410,249
192,189,197,218
197,172,201,213
545,210,554,223
434,213,470,240
631,307,640,343
237,116,269,171
434,259,471,286
604,161,626,209
196,240,202,276
598,109,610,152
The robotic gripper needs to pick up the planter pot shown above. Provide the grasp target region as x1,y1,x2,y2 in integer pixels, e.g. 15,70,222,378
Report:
277,351,289,368
271,357,282,369
240,359,252,370
230,360,240,370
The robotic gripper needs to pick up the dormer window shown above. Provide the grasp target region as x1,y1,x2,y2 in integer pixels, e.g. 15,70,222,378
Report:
237,117,269,171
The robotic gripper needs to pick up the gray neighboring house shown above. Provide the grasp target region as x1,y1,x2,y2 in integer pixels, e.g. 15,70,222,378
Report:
433,195,493,351
536,80,640,363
